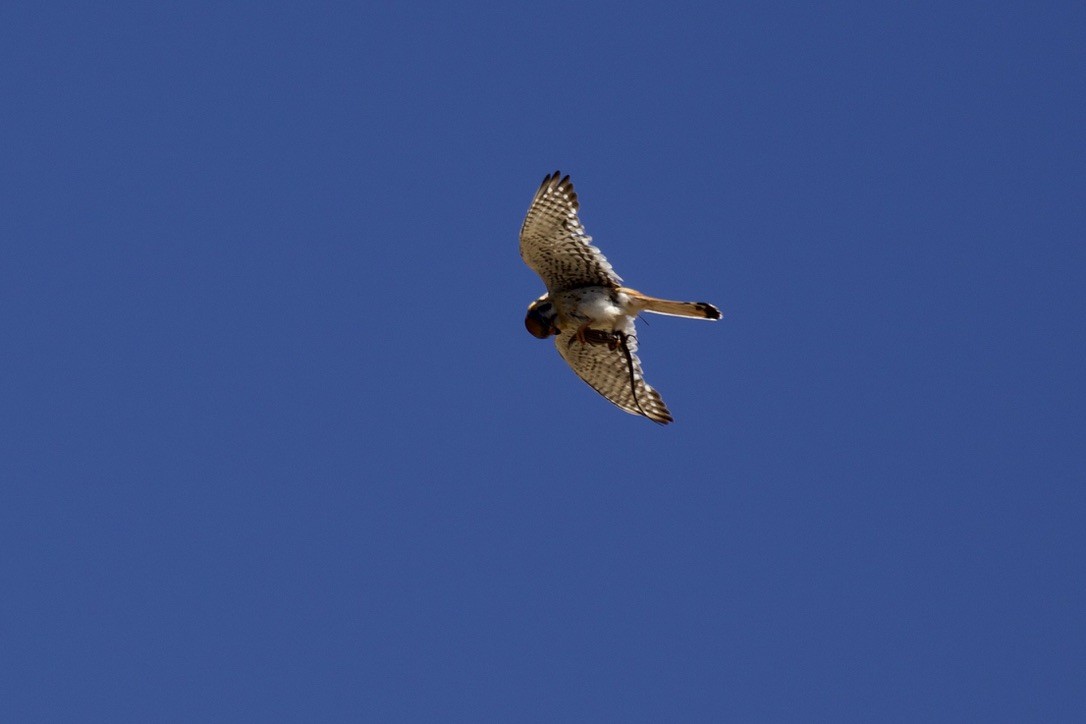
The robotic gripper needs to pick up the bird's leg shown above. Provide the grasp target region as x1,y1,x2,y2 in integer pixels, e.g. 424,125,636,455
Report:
587,331,620,350
574,327,623,349
566,321,592,348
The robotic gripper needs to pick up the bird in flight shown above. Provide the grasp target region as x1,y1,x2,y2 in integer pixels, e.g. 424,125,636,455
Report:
519,171,721,424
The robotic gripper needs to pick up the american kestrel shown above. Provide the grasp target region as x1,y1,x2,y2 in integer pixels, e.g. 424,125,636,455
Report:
520,171,721,424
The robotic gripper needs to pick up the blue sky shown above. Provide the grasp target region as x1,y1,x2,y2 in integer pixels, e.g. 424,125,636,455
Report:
1,2,1083,721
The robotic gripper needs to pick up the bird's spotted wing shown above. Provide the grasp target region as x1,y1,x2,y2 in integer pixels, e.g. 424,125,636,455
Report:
519,171,621,291
554,322,673,424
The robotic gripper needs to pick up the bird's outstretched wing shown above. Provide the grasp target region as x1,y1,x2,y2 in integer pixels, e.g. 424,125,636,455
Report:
553,322,673,424
519,171,621,291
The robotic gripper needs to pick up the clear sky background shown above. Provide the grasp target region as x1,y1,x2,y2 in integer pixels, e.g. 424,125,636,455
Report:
2,2,1083,721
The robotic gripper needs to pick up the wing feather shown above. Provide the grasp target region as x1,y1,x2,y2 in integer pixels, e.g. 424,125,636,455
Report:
519,171,621,291
553,322,673,424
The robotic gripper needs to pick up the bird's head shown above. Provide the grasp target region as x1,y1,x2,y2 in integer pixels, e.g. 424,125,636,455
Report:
524,296,559,339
